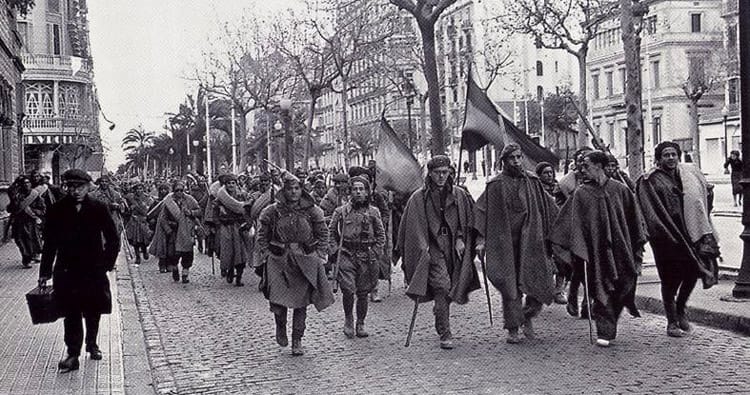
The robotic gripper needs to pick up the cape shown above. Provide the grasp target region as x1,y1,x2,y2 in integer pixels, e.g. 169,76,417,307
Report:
396,184,480,304
474,171,559,305
636,164,719,287
549,179,647,315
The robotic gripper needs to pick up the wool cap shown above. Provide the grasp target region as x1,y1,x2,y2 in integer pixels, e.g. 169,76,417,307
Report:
427,155,451,170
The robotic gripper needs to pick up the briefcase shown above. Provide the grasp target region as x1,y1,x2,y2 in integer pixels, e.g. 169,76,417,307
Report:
25,286,60,325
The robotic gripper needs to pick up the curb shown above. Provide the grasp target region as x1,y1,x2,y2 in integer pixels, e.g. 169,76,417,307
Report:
634,294,750,336
118,260,157,395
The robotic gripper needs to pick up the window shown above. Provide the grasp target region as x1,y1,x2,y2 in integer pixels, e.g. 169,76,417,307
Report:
536,86,544,101
0,127,12,182
618,68,626,94
608,122,616,150
555,61,559,73
592,74,600,99
536,61,544,76
47,23,61,55
47,0,60,13
728,78,739,106
652,116,662,145
24,82,54,117
651,60,660,88
645,15,657,35
17,22,29,49
688,56,706,83
691,14,702,33
605,71,614,97
728,25,737,56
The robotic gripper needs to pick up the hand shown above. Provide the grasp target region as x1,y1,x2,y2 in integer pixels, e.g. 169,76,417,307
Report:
38,276,50,287
34,217,42,225
456,238,465,256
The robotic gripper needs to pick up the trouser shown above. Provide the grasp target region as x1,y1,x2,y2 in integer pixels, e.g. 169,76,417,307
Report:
64,311,101,357
130,243,148,262
343,290,370,324
653,246,700,324
502,295,543,330
166,251,194,271
594,276,637,341
568,258,590,311
433,291,451,340
270,303,307,340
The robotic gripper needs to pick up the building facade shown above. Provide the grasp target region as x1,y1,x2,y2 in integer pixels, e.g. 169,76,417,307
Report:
587,0,725,168
17,0,101,182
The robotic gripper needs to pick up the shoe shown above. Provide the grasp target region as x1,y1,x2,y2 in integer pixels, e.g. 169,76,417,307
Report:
343,318,355,339
291,339,304,356
159,267,167,273
235,276,244,287
522,319,536,339
566,300,579,317
22,262,32,269
506,329,522,344
596,339,610,347
677,316,692,333
580,306,590,320
220,269,227,277
58,355,79,372
667,323,686,338
275,317,288,347
143,252,149,260
370,289,382,303
172,270,179,282
439,333,454,349
554,292,567,305
134,256,141,265
355,322,369,338
86,344,103,360
226,270,235,284
181,275,189,284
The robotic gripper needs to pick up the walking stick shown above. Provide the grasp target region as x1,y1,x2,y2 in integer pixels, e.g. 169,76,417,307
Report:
333,215,345,293
405,297,420,347
479,253,493,326
583,259,594,345
211,254,215,275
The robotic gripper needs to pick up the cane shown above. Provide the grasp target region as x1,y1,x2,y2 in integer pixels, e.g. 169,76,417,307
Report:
479,252,494,326
405,297,420,347
583,259,594,345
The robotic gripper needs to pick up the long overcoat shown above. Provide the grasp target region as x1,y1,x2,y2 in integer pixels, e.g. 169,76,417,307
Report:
39,195,120,316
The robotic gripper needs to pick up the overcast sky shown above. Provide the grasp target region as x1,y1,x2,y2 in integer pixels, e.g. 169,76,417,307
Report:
88,0,302,169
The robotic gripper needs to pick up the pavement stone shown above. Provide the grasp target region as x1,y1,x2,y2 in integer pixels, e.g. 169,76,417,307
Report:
129,250,750,394
0,242,125,395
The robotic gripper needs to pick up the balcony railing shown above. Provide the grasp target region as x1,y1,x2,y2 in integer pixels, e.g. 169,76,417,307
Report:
22,116,93,130
20,54,92,73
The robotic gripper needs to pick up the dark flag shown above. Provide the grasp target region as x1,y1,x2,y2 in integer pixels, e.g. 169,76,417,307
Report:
461,70,559,167
374,113,423,195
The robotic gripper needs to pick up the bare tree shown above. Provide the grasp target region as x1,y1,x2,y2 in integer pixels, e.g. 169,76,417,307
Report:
389,0,459,156
683,50,726,169
503,0,614,148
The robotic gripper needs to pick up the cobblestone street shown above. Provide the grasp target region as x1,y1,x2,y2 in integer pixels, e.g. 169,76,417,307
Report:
132,252,750,394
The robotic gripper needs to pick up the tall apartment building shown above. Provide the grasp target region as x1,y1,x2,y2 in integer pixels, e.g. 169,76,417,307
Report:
314,3,423,169
698,0,741,174
435,0,579,158
0,0,30,241
17,0,101,182
587,0,724,169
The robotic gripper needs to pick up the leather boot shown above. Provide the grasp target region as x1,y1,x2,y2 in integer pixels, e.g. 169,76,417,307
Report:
235,268,244,287
553,276,567,304
134,253,141,265
274,314,288,347
343,316,355,339
355,322,369,338
172,268,180,282
522,318,536,339
291,338,304,356
226,268,235,284
86,344,103,360
676,305,692,333
58,355,79,372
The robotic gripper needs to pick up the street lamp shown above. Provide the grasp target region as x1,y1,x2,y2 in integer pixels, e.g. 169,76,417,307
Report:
722,105,730,174
277,97,293,170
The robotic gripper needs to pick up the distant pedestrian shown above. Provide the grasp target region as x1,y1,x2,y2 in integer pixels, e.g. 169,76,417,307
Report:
329,176,385,338
724,150,743,206
535,162,567,305
396,155,480,350
604,153,636,192
213,174,254,286
474,145,558,344
124,183,154,264
89,175,127,235
8,175,45,268
637,142,721,338
257,172,334,356
38,169,120,372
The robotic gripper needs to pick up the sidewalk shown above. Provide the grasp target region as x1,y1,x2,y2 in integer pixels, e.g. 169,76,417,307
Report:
0,242,129,394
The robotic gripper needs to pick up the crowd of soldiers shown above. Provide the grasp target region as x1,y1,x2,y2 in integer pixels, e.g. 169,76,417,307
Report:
5,140,721,367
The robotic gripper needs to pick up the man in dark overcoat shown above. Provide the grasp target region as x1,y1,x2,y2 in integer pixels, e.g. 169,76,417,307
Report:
38,169,120,372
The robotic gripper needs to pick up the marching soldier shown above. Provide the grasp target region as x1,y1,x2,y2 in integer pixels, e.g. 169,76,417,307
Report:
213,174,254,286
329,175,386,338
89,175,128,236
257,172,334,356
124,183,154,264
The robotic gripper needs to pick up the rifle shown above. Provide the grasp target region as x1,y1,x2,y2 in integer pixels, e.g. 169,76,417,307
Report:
332,212,345,293
405,296,420,347
565,96,609,153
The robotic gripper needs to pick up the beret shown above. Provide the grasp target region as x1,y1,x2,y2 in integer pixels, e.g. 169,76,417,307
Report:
349,175,370,191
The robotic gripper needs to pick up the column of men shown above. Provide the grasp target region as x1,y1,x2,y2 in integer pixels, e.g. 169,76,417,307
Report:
10,140,720,370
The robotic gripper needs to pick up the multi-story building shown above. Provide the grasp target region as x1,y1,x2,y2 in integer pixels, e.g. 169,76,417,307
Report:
17,0,102,182
587,0,724,169
0,0,30,241
435,0,579,161
698,0,740,174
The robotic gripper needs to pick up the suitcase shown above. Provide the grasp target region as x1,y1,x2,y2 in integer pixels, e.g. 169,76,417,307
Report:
25,285,60,325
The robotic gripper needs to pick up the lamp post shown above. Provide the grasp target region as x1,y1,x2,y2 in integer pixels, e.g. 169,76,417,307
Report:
274,120,283,167
192,140,200,174
205,95,213,184
731,0,750,299
278,97,293,170
722,105,730,174
231,105,237,174
168,147,174,176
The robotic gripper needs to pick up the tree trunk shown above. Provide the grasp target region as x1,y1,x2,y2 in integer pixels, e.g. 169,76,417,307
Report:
341,78,351,169
688,98,701,168
238,107,248,173
419,23,445,156
303,95,319,172
621,0,645,178
576,52,589,149
420,93,428,161
284,110,294,170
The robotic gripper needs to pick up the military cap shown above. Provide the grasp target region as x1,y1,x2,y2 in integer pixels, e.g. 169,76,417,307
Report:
62,169,92,185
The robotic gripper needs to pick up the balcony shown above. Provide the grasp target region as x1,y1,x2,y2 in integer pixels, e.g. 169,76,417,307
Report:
20,54,92,75
22,115,96,142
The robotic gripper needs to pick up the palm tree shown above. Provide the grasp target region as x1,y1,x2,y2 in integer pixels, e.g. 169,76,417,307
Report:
122,125,155,179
